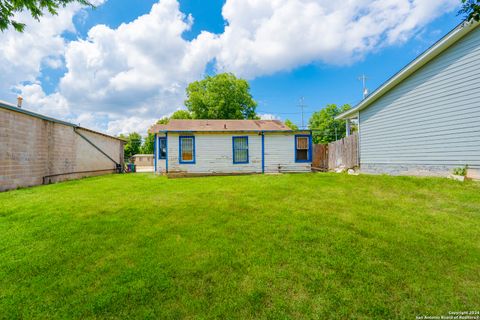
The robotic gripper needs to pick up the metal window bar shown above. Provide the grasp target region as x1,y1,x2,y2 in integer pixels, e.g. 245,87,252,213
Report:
296,137,309,150
234,137,248,163
159,138,167,159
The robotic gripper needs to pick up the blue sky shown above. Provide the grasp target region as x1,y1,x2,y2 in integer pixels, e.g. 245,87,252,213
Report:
0,0,464,134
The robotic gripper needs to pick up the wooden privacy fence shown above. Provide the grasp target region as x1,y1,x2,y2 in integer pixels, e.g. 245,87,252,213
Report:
312,144,328,171
312,133,359,171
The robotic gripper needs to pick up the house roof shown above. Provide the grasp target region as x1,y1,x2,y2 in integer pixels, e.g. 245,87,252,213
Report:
0,100,125,142
149,119,303,133
336,21,480,120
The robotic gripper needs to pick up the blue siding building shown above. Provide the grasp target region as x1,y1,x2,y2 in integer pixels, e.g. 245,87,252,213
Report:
338,21,480,179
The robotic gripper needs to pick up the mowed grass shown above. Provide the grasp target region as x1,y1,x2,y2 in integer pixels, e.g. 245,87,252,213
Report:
0,173,479,319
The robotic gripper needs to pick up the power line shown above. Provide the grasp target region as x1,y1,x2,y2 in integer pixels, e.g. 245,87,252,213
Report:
257,110,315,115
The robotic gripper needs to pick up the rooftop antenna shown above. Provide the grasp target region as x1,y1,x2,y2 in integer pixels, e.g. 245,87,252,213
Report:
298,97,307,129
358,74,369,99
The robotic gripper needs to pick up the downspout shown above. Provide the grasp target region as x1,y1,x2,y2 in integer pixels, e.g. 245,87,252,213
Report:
261,131,265,174
357,113,361,168
165,132,169,173
73,127,120,170
154,133,157,173
309,130,313,162
43,127,122,184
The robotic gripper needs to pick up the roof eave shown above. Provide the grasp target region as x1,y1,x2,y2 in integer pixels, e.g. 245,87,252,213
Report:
1,100,77,127
336,20,480,120
153,129,312,134
0,100,125,142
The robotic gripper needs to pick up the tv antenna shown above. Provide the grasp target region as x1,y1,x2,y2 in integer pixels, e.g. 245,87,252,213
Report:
298,97,307,129
358,74,369,99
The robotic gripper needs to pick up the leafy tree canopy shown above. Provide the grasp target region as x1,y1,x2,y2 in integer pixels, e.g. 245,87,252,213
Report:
170,109,193,120
119,132,142,161
185,73,257,119
157,109,193,124
284,119,299,130
0,0,92,32
140,133,155,154
308,104,351,144
157,118,169,125
139,110,193,155
459,0,480,22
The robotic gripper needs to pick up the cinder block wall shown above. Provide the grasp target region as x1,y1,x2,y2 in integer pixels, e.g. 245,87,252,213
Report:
0,108,124,191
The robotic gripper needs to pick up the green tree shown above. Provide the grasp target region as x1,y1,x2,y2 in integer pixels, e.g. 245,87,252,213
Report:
284,119,299,130
170,110,193,119
185,73,257,119
119,132,142,161
308,104,351,144
157,109,193,124
0,0,92,32
146,110,193,154
140,133,155,154
459,0,480,22
157,117,169,125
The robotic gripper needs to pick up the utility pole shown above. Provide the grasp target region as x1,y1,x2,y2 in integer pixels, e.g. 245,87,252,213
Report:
358,74,369,99
298,97,307,129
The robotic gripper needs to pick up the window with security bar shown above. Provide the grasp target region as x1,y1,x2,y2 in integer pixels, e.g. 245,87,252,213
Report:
233,136,249,164
179,136,195,163
295,136,310,162
158,137,166,159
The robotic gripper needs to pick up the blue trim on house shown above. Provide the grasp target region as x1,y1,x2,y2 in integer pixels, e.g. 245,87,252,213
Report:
179,135,196,164
261,132,265,173
165,132,169,173
158,137,167,159
154,134,157,173
155,130,312,134
232,136,249,164
294,134,312,163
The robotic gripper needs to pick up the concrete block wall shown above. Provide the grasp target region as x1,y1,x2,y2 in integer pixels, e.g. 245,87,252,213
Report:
361,163,479,180
74,128,124,173
0,107,124,191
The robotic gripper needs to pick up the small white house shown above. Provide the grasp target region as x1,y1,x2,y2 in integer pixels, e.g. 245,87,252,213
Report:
149,120,312,175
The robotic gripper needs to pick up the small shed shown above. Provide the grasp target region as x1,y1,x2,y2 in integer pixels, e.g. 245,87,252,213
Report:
131,154,154,172
149,119,312,176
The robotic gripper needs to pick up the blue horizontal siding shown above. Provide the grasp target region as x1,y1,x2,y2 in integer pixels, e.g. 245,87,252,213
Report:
359,25,480,169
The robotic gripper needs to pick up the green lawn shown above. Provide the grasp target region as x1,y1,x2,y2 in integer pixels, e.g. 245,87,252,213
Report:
0,173,479,319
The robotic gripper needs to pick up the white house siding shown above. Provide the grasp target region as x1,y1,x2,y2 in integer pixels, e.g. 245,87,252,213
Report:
264,134,311,173
359,25,480,176
154,132,311,174
166,133,263,174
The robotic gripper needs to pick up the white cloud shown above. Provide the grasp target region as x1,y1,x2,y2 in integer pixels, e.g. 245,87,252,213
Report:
0,4,82,100
19,0,220,135
57,0,220,124
17,83,70,118
106,117,159,136
259,113,280,120
1,0,459,136
215,0,458,78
